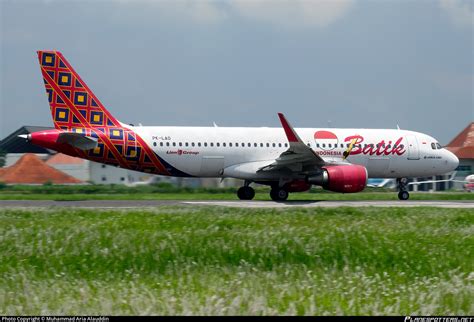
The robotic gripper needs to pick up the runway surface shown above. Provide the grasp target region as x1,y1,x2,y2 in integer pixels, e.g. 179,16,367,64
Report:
0,200,473,209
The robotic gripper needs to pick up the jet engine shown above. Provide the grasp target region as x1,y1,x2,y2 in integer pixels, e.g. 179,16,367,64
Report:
307,165,367,193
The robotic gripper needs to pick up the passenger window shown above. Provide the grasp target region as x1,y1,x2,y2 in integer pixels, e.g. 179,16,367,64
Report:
198,142,201,147
210,142,214,147
217,143,220,147
431,143,436,150
185,142,189,147
328,144,332,148
223,143,226,147
254,143,257,147
242,143,245,147
160,142,163,147
322,144,326,148
229,143,233,147
248,143,251,147
285,143,288,147
172,142,176,147
346,143,350,148
179,142,182,147
399,144,404,149
153,142,157,147
266,143,270,147
272,143,276,147
260,143,264,147
204,142,207,147
316,144,320,148
191,142,195,147
166,142,170,147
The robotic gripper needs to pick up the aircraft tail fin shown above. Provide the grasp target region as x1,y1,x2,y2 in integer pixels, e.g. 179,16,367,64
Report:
37,50,122,130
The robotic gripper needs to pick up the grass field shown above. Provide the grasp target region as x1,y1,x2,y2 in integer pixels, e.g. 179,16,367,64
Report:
0,206,472,315
1,183,474,201
1,190,473,201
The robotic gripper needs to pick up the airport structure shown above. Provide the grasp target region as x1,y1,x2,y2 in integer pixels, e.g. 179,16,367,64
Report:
446,122,474,190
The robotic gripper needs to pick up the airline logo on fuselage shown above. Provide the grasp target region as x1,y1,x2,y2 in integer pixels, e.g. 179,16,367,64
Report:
314,131,406,156
314,131,338,150
166,149,199,156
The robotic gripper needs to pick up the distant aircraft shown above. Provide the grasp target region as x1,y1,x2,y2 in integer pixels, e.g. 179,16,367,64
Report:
464,175,474,192
19,51,459,201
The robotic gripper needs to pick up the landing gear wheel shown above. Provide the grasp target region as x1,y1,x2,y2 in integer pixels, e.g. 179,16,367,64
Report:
397,178,410,201
270,188,289,202
398,191,410,200
237,186,255,200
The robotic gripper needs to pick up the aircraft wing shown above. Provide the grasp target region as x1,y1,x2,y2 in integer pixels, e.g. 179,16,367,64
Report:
257,113,326,174
57,132,98,150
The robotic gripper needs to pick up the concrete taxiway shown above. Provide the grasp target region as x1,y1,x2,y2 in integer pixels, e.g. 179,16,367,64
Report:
0,200,472,209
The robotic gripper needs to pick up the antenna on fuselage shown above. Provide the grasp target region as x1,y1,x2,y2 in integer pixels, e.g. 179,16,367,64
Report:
396,124,401,130
213,122,218,128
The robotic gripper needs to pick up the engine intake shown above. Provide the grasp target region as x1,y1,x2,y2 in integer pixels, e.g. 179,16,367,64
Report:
307,165,367,193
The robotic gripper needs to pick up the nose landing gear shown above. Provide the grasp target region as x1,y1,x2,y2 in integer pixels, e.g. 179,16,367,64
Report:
397,178,410,200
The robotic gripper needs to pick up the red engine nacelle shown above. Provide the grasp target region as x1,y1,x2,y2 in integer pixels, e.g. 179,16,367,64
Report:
307,165,367,193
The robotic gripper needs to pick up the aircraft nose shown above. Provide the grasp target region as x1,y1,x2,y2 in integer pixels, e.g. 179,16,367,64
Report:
446,150,459,171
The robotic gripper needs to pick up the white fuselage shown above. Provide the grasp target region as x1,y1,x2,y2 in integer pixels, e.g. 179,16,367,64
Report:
134,126,459,180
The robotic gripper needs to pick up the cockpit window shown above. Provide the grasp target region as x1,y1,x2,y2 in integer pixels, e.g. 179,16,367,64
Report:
436,143,442,149
431,143,436,150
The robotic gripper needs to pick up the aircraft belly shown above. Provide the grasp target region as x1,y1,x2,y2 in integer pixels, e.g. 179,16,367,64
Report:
200,156,225,177
366,157,390,177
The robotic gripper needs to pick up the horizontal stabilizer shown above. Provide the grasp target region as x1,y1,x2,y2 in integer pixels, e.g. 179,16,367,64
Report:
57,132,98,150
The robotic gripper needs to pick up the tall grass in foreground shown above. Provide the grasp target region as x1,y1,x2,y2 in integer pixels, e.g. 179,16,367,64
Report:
0,207,472,315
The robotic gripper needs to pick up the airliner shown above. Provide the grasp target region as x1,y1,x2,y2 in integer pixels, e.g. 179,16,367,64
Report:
20,51,459,201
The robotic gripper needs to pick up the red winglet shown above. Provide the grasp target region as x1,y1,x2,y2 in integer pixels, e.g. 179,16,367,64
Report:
278,113,300,143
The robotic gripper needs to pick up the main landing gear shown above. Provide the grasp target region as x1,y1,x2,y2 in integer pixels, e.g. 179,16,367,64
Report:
270,187,289,202
237,181,255,200
237,181,290,202
397,178,410,200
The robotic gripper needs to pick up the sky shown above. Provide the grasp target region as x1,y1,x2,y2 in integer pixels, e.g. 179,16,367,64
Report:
1,0,473,144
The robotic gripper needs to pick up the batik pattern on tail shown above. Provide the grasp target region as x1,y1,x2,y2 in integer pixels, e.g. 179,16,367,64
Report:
37,51,188,176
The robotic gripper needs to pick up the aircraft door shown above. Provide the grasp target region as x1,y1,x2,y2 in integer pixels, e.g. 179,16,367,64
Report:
405,135,420,160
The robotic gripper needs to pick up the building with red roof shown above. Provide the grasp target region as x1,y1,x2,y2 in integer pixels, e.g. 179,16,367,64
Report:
445,122,474,189
0,153,83,184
